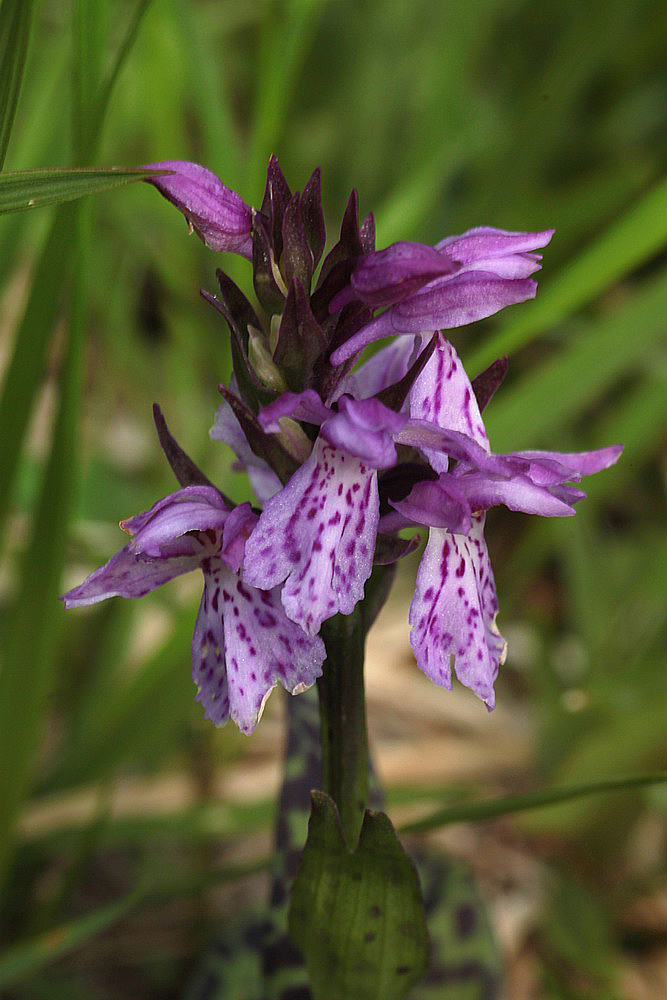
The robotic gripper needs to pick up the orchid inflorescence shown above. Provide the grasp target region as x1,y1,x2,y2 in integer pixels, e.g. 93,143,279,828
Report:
62,157,622,734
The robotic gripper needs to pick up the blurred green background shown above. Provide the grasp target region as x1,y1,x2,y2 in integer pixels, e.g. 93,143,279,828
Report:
1,0,667,996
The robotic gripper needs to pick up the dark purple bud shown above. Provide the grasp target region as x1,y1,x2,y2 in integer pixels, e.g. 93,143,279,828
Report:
143,161,253,257
252,213,286,314
218,386,299,486
375,335,437,413
260,154,292,258
301,167,326,267
373,532,420,565
273,279,327,391
282,194,314,291
152,404,219,491
201,290,267,413
315,190,363,295
471,356,509,413
359,212,376,254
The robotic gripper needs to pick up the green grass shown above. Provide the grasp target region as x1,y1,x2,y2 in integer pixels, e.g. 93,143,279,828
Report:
1,0,667,995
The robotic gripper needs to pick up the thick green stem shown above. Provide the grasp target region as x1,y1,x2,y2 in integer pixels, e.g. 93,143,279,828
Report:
318,605,368,850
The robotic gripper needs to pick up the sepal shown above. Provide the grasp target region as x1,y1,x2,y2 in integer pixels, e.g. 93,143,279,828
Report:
301,166,326,267
273,279,327,391
152,404,217,490
252,212,286,314
218,385,300,485
471,355,509,412
259,154,292,257
282,193,314,291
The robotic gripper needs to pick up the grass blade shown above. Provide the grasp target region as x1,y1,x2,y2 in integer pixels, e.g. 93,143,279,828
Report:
399,772,667,835
98,0,155,124
484,265,667,450
469,174,667,371
0,165,167,214
0,0,32,169
0,888,141,989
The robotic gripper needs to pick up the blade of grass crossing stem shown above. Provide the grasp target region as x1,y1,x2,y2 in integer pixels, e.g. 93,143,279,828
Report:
469,175,667,372
0,198,87,891
399,772,667,834
0,0,32,169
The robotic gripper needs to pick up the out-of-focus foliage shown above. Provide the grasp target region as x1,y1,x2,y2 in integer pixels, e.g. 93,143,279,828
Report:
1,0,666,996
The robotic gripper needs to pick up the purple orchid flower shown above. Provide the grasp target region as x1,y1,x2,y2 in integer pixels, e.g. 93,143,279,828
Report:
383,334,622,709
61,486,325,734
242,392,408,635
76,154,622,722
329,226,554,365
144,161,254,258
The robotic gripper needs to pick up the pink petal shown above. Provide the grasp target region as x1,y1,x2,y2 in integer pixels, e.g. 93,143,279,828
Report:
409,334,489,473
243,440,379,634
409,517,506,709
193,562,325,734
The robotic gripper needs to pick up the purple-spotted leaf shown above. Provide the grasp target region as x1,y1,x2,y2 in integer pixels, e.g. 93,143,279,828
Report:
288,792,428,1000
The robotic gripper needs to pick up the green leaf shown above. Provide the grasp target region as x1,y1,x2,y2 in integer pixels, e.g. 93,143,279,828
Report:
97,0,155,125
288,792,428,1000
399,772,667,834
0,165,168,214
0,0,32,169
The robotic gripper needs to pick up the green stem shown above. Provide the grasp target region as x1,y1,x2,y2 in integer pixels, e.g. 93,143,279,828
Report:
318,605,369,851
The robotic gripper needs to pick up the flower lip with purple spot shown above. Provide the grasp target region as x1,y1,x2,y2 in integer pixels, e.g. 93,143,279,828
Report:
61,482,325,735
